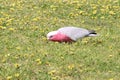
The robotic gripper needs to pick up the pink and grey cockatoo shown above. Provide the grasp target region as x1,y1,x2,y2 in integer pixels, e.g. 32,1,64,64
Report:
47,26,97,43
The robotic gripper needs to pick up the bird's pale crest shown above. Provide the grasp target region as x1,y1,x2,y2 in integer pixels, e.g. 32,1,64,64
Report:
47,31,58,39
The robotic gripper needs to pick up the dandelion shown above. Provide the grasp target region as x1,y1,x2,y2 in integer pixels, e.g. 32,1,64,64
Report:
79,11,84,15
0,26,6,30
92,10,97,15
109,78,113,80
82,39,88,44
55,42,59,44
14,63,21,69
92,6,97,9
30,53,34,57
5,54,10,57
10,8,15,12
14,73,20,77
50,5,57,11
69,12,74,18
60,56,64,59
70,1,79,4
42,37,47,41
8,28,15,31
81,20,85,23
27,47,30,50
35,59,42,65
108,70,112,73
100,16,105,19
24,54,29,58
109,45,113,49
68,64,75,70
16,46,21,50
97,40,102,44
6,76,12,80
32,17,40,21
109,11,115,15
52,76,59,80
48,70,56,75
100,9,106,13
109,55,113,57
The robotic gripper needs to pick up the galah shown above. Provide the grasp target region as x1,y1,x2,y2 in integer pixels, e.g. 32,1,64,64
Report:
47,26,97,43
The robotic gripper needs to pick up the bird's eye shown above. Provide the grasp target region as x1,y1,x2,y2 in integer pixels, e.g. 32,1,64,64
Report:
49,35,53,38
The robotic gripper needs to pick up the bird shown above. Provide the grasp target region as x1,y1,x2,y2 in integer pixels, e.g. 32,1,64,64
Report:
47,26,97,43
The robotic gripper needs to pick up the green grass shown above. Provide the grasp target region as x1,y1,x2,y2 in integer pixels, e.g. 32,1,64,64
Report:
0,0,120,80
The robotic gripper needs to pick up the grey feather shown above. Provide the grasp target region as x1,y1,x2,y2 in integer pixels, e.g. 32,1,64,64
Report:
57,26,96,41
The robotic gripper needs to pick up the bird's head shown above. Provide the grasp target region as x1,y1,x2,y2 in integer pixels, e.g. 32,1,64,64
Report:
47,31,58,40
47,31,74,43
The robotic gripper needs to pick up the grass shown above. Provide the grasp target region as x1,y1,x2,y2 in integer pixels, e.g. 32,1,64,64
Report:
0,0,120,80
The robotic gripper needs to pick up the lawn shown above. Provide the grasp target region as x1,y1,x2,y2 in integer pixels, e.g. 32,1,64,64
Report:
0,0,120,80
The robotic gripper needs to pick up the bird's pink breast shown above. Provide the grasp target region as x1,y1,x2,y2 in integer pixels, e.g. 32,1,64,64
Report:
50,32,73,42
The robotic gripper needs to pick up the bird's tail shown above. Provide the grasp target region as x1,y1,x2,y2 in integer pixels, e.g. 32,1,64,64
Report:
88,30,98,37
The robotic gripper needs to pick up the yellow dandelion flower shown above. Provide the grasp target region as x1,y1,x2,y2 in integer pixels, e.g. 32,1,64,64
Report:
93,10,97,15
100,9,105,12
50,5,57,11
3,27,7,30
8,28,15,31
5,54,10,57
35,59,41,62
14,63,21,68
70,1,79,4
55,42,59,44
105,5,109,10
109,78,113,80
6,76,12,80
32,18,39,21
68,64,75,70
0,26,3,29
16,46,21,50
10,8,15,12
109,11,115,15
100,16,105,19
79,11,84,15
81,20,85,23
30,53,34,57
108,71,112,73
14,73,20,77
52,76,58,80
109,55,113,57
61,56,64,59
48,70,56,75
27,47,30,50
42,37,47,41
109,45,113,49
24,54,29,58
33,6,38,9
0,26,6,30
82,40,88,44
35,59,42,65
113,6,119,9
69,12,74,18
92,6,97,9
53,17,58,22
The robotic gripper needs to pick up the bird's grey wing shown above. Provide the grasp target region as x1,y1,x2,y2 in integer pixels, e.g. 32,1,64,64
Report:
58,27,90,41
